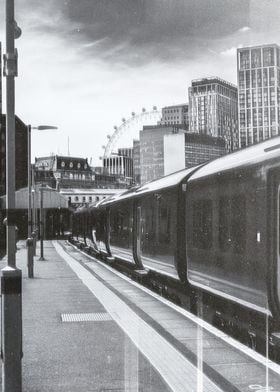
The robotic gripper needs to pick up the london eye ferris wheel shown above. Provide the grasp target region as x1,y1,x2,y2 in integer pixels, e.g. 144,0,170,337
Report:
101,107,161,159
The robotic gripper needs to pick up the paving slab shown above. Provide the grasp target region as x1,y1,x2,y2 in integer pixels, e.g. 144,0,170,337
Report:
0,241,171,392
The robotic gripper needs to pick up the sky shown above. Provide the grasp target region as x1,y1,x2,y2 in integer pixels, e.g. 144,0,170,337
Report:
0,0,280,165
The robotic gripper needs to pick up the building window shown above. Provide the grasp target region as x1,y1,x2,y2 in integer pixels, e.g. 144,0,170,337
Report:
82,196,86,202
263,47,275,67
84,164,88,169
240,50,250,69
61,161,65,168
251,49,261,68
89,196,92,202
69,162,73,168
75,196,79,202
77,163,81,169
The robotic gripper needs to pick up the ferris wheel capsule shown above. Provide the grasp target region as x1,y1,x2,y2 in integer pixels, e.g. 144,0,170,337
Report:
153,106,157,111
142,108,146,112
107,135,111,139
131,112,135,116
122,118,126,123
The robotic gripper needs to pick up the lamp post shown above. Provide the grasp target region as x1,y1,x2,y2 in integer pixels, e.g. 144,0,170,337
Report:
39,185,45,261
2,0,22,390
31,187,36,256
27,125,58,275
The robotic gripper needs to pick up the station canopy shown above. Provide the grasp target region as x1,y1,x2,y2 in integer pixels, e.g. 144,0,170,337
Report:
0,185,68,209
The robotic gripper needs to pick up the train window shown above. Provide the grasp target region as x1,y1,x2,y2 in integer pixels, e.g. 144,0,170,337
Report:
219,195,246,253
140,192,176,266
278,187,280,255
192,200,212,249
110,203,133,251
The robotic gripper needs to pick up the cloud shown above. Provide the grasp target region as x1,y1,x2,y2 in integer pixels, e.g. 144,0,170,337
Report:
13,0,250,66
0,0,278,166
238,26,251,33
220,45,243,57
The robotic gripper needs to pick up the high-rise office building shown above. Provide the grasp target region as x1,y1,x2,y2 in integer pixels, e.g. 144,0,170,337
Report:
164,133,226,176
140,125,185,184
189,77,238,152
237,44,280,147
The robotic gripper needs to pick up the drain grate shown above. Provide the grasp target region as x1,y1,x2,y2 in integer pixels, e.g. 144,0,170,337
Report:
61,312,112,323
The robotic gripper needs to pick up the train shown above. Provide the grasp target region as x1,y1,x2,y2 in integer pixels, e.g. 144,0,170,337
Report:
71,136,280,359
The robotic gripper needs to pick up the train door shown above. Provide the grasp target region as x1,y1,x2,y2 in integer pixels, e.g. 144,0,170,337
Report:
133,204,144,269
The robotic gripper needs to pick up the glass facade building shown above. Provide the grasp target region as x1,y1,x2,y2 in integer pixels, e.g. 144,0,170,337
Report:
184,133,226,167
189,77,238,152
237,44,280,147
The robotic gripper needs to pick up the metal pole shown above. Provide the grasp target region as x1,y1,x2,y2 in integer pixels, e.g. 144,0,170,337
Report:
27,125,33,277
32,187,37,256
1,0,22,390
32,168,36,230
27,125,31,238
39,187,45,260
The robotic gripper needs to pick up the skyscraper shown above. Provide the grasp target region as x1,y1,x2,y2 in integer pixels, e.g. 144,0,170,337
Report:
237,44,280,147
189,77,238,152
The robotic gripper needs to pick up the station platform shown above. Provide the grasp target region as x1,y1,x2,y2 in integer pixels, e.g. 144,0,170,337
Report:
1,240,280,391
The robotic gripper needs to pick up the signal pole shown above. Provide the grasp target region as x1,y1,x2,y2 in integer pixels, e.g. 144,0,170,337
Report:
1,0,22,391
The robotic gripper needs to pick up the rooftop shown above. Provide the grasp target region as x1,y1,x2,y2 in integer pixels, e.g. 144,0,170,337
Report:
191,77,237,90
237,43,280,51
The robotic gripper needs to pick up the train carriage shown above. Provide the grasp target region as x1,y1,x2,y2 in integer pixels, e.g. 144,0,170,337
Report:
96,167,201,277
186,137,280,324
71,135,280,355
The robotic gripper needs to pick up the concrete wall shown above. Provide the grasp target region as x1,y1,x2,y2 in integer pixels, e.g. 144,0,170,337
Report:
164,133,185,176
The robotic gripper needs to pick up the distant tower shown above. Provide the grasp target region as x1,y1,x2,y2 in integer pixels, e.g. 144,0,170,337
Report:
189,77,238,152
237,44,280,147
